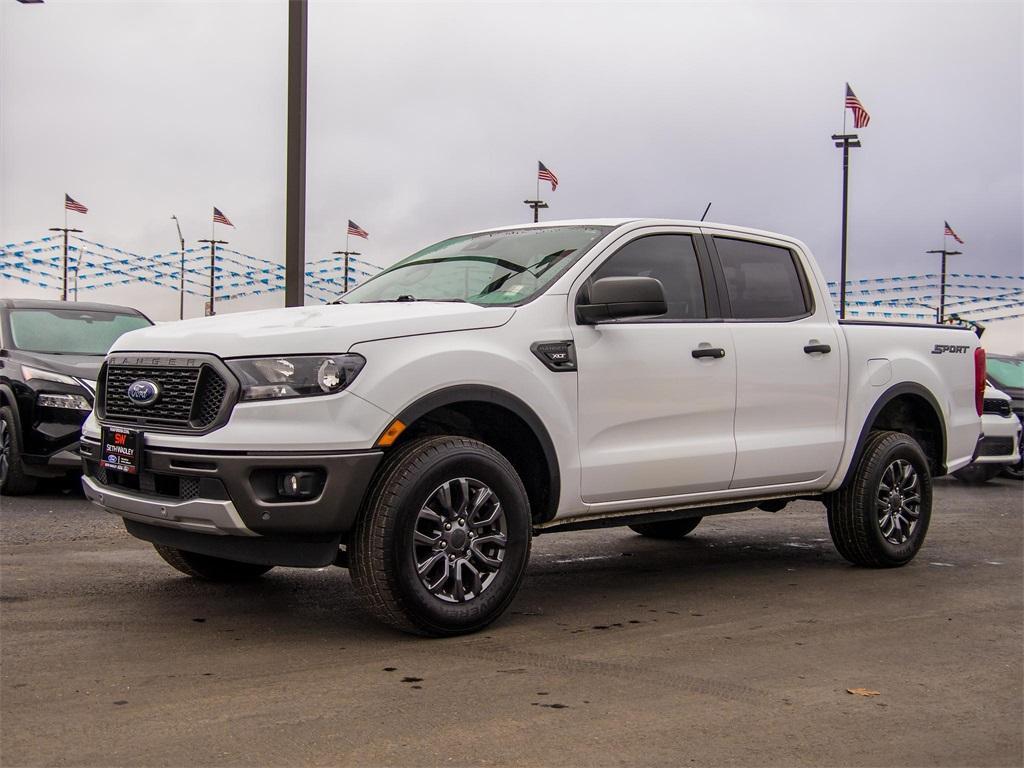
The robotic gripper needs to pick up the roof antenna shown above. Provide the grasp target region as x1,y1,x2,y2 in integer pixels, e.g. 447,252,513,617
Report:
700,202,712,222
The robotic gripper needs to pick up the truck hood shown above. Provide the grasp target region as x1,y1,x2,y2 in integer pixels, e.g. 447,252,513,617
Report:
13,351,104,381
108,302,516,358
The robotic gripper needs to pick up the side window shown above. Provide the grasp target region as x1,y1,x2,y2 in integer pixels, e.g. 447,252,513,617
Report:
713,237,810,320
587,235,706,320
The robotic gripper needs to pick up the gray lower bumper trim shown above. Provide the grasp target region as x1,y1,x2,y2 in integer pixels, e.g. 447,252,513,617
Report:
81,475,258,537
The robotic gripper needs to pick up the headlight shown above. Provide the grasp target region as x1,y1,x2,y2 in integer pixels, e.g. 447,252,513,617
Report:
21,366,79,386
37,393,92,411
226,354,365,401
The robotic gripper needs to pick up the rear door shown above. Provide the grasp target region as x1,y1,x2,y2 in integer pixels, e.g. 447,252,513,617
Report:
572,228,737,503
704,232,844,489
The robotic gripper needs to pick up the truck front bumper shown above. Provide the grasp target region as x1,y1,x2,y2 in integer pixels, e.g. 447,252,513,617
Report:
80,436,382,547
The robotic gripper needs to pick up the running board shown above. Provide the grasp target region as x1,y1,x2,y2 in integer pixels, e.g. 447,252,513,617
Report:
533,492,818,535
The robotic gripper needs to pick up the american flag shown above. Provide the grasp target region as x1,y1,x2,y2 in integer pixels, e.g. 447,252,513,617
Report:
213,207,234,227
65,194,88,214
538,161,559,191
845,84,871,129
347,220,369,239
944,221,964,244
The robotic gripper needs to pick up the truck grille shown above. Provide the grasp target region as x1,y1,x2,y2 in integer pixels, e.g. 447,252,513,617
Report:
98,355,235,433
983,398,1012,417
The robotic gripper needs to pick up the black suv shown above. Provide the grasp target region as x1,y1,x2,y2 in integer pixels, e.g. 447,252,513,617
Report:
0,299,152,494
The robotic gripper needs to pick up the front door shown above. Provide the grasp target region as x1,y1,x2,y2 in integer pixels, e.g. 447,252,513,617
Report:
573,230,738,504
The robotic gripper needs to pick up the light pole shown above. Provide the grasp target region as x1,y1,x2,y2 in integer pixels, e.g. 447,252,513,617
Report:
198,238,228,316
925,247,962,324
285,0,308,307
171,215,186,320
831,132,861,319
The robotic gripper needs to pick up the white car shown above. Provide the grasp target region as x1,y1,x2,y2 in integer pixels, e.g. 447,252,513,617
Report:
79,219,984,635
953,385,1021,483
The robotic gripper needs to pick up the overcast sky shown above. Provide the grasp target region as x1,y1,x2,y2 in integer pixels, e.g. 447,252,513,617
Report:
1,0,1021,321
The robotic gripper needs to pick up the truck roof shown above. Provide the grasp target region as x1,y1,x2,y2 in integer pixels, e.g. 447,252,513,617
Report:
467,218,805,246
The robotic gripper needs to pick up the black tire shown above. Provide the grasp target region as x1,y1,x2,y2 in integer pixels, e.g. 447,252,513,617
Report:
629,516,703,539
826,430,932,568
349,436,532,636
953,463,1002,484
0,406,37,496
152,544,274,581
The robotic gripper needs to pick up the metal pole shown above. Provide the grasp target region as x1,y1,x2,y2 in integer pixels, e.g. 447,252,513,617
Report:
172,215,185,320
285,0,308,307
832,133,861,320
199,239,227,316
839,142,849,319
49,227,82,302
332,249,360,294
940,250,947,323
926,246,961,324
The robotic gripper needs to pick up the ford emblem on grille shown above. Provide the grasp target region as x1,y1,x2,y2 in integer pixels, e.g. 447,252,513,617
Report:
126,379,161,406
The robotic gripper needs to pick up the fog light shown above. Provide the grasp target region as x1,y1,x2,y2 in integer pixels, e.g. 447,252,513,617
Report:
277,471,319,498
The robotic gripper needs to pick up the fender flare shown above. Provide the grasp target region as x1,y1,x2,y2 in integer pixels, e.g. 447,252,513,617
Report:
0,383,24,441
393,384,561,519
840,382,948,487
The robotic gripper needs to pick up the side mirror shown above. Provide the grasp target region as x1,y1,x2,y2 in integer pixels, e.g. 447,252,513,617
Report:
576,276,668,324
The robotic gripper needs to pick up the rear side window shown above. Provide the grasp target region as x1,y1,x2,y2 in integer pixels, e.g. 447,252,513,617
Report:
714,237,810,320
588,234,706,320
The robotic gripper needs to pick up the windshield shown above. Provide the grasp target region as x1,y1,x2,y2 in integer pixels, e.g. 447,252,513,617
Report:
987,356,1024,390
341,225,612,306
8,309,151,355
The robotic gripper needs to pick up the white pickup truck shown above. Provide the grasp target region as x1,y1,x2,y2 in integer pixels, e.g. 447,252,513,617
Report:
81,219,985,636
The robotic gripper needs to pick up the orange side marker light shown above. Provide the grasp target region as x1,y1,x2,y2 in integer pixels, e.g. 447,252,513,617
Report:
376,419,406,448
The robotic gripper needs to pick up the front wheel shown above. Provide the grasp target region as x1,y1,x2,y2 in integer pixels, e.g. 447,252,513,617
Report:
826,430,932,568
0,406,37,496
153,545,274,581
349,436,532,636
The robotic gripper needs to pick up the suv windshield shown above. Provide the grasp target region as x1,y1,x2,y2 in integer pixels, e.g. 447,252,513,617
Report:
7,309,151,355
988,356,1024,390
341,225,612,306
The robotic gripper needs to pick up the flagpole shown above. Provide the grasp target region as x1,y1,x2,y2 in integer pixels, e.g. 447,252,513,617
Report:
346,232,350,289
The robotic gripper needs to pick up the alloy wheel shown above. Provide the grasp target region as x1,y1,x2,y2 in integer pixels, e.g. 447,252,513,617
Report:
0,418,10,487
877,458,921,545
412,477,507,603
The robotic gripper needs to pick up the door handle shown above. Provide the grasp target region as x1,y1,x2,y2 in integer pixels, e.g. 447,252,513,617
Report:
692,347,726,359
803,343,832,354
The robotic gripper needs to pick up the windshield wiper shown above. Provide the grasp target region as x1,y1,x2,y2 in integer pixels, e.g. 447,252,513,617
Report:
360,295,467,304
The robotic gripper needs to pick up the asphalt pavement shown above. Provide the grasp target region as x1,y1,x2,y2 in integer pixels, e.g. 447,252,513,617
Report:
1,476,1021,767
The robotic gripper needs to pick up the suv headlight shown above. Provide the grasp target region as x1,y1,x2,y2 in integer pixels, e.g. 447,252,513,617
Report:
21,366,79,386
226,354,365,401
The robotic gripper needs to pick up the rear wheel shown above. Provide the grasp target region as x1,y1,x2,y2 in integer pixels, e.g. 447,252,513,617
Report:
153,544,273,581
826,430,932,568
629,516,703,539
0,406,37,496
349,436,532,636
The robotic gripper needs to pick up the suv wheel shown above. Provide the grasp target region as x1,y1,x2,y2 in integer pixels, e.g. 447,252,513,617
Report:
629,516,703,539
153,544,274,581
350,436,532,636
826,430,932,568
0,406,37,496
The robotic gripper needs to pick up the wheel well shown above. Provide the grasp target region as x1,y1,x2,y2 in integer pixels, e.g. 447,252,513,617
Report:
390,401,556,524
869,393,944,474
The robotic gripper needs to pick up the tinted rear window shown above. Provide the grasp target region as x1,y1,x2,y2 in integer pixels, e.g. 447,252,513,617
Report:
714,237,810,320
